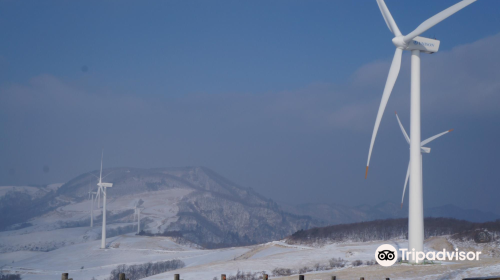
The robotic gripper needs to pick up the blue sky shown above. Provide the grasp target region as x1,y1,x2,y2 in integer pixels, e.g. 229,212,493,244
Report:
1,1,500,214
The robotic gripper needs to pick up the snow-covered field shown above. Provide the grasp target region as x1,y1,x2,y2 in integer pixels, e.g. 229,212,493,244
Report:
2,234,500,280
0,184,63,198
0,188,192,253
1,182,499,280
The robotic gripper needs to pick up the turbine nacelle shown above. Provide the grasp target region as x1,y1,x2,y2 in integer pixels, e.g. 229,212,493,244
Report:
97,182,113,188
393,36,441,54
407,37,440,54
421,147,431,154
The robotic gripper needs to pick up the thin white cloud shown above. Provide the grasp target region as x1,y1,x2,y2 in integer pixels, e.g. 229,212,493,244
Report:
1,33,499,136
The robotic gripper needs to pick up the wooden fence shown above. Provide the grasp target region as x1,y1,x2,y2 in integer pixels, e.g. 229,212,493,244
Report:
59,272,500,280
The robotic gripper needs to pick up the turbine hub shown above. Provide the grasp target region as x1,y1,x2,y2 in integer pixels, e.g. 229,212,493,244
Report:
392,36,407,49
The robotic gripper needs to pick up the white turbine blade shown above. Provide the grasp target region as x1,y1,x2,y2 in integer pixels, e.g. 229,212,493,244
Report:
403,0,476,42
88,178,92,200
366,48,403,178
376,0,402,36
421,129,453,146
97,190,100,208
401,161,410,209
395,111,410,145
102,171,114,180
99,150,104,183
93,190,98,208
96,187,102,208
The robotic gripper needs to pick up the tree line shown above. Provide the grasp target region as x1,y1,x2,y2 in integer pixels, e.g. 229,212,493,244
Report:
287,217,500,244
107,259,185,280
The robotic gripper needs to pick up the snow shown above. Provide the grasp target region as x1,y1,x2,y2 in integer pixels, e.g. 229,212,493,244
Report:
0,184,63,198
0,188,193,254
1,234,499,280
249,246,296,259
1,183,498,280
3,234,249,280
0,226,98,253
0,251,46,267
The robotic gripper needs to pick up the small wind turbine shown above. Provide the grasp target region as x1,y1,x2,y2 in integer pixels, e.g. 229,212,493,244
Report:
395,112,453,208
96,151,113,249
133,204,144,234
88,179,97,227
365,0,476,261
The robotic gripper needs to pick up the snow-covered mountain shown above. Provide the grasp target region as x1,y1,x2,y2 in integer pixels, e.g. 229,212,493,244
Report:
1,166,497,254
0,167,317,252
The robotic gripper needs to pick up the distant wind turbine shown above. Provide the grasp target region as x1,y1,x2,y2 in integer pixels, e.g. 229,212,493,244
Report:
96,151,113,249
88,178,97,227
395,112,453,209
134,204,144,234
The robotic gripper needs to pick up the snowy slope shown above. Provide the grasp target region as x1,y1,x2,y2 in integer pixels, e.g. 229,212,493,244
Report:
3,235,499,280
0,167,317,253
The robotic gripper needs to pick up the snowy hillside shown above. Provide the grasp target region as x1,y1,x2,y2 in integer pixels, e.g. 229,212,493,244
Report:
0,167,317,252
2,234,500,280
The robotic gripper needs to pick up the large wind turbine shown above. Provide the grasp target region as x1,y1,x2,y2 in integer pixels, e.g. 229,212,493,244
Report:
395,112,453,209
365,0,476,261
96,151,113,249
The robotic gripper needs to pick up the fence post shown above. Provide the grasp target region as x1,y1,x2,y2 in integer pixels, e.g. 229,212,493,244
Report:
61,273,68,280
221,274,226,280
360,278,365,280
174,274,180,280
119,273,126,280
263,274,268,280
332,277,336,280
299,275,304,280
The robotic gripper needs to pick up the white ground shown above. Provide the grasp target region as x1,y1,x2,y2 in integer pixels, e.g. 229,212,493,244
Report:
1,185,499,279
2,235,499,280
0,184,63,199
0,188,191,253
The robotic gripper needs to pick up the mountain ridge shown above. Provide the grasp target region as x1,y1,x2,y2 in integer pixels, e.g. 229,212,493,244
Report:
0,166,496,252
0,166,320,250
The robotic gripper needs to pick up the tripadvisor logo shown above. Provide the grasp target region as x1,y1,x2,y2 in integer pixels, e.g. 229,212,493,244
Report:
375,244,482,266
375,244,398,267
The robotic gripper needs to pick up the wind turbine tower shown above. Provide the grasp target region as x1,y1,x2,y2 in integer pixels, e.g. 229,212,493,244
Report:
88,189,97,227
134,205,144,234
365,0,476,262
96,151,113,249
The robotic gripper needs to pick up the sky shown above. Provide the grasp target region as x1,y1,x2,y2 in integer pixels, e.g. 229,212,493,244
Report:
1,0,500,214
